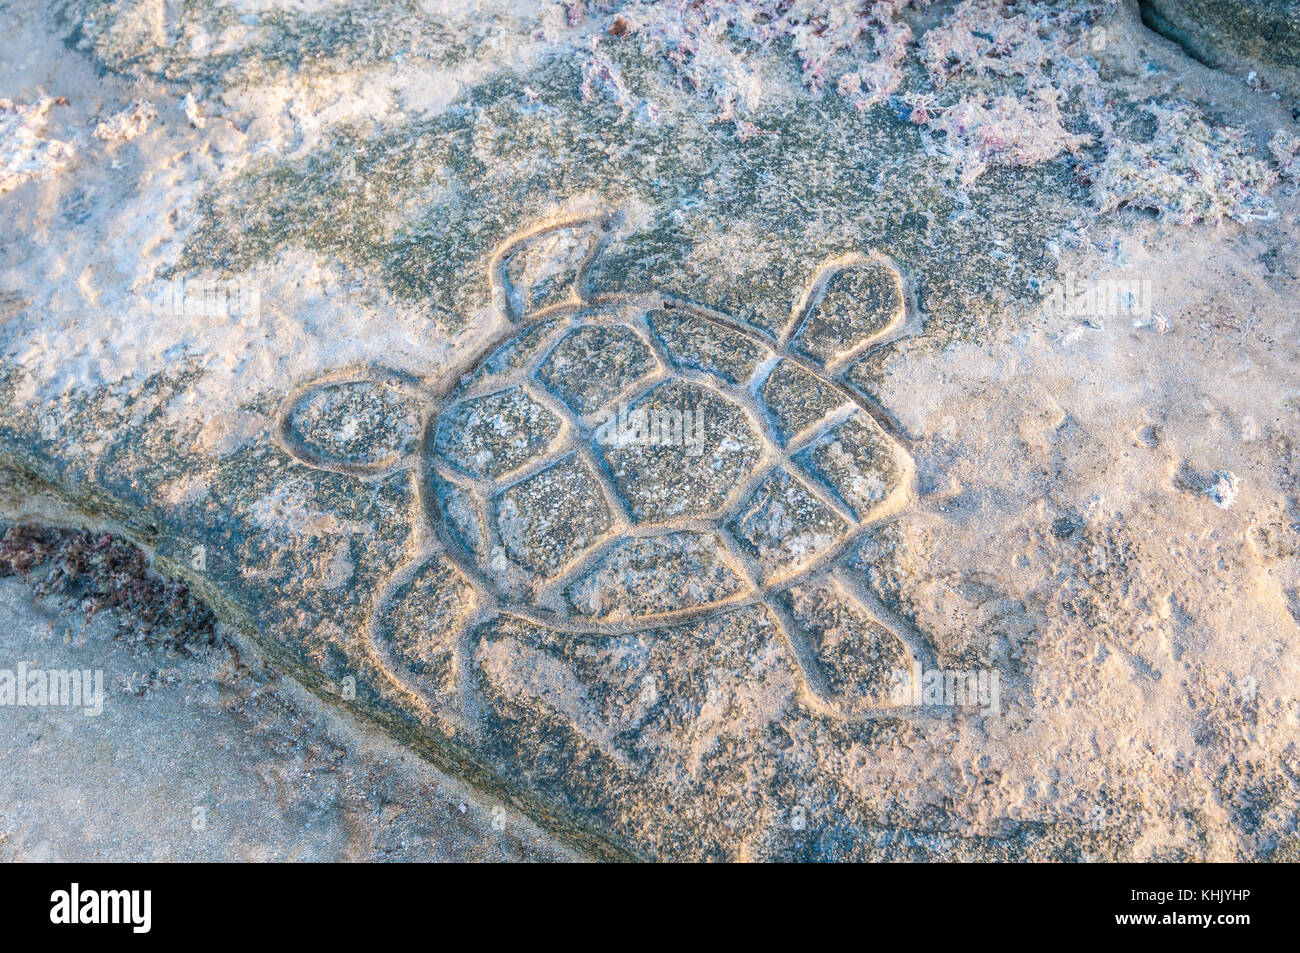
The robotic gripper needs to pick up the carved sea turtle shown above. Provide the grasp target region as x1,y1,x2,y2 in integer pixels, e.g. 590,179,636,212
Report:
275,212,936,722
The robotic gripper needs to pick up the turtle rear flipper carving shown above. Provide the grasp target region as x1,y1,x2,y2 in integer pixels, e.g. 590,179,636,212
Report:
274,210,941,725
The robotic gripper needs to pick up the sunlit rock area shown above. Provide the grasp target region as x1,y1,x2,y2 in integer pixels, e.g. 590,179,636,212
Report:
1,0,1297,862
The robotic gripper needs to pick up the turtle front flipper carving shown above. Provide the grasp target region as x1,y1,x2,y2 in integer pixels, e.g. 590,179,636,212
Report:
274,210,939,725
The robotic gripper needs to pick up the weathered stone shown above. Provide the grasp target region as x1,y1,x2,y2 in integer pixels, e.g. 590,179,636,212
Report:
565,531,748,621
797,410,913,522
433,386,562,480
372,552,476,706
598,379,763,522
1142,0,1300,93
3,0,1296,863
285,378,423,471
758,359,851,444
468,319,564,390
728,467,849,583
430,471,485,561
781,582,912,712
647,307,770,385
791,262,905,366
496,454,614,578
535,322,659,417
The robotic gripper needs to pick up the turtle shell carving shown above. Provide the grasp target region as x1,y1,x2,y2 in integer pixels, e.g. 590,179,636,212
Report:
276,212,936,722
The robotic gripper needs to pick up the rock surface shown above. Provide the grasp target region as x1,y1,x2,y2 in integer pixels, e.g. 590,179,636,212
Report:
1142,0,1300,94
1,0,1298,860
0,524,571,861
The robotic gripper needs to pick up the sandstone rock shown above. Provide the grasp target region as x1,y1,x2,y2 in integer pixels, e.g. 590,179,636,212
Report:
2,0,1298,861
1142,0,1300,94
